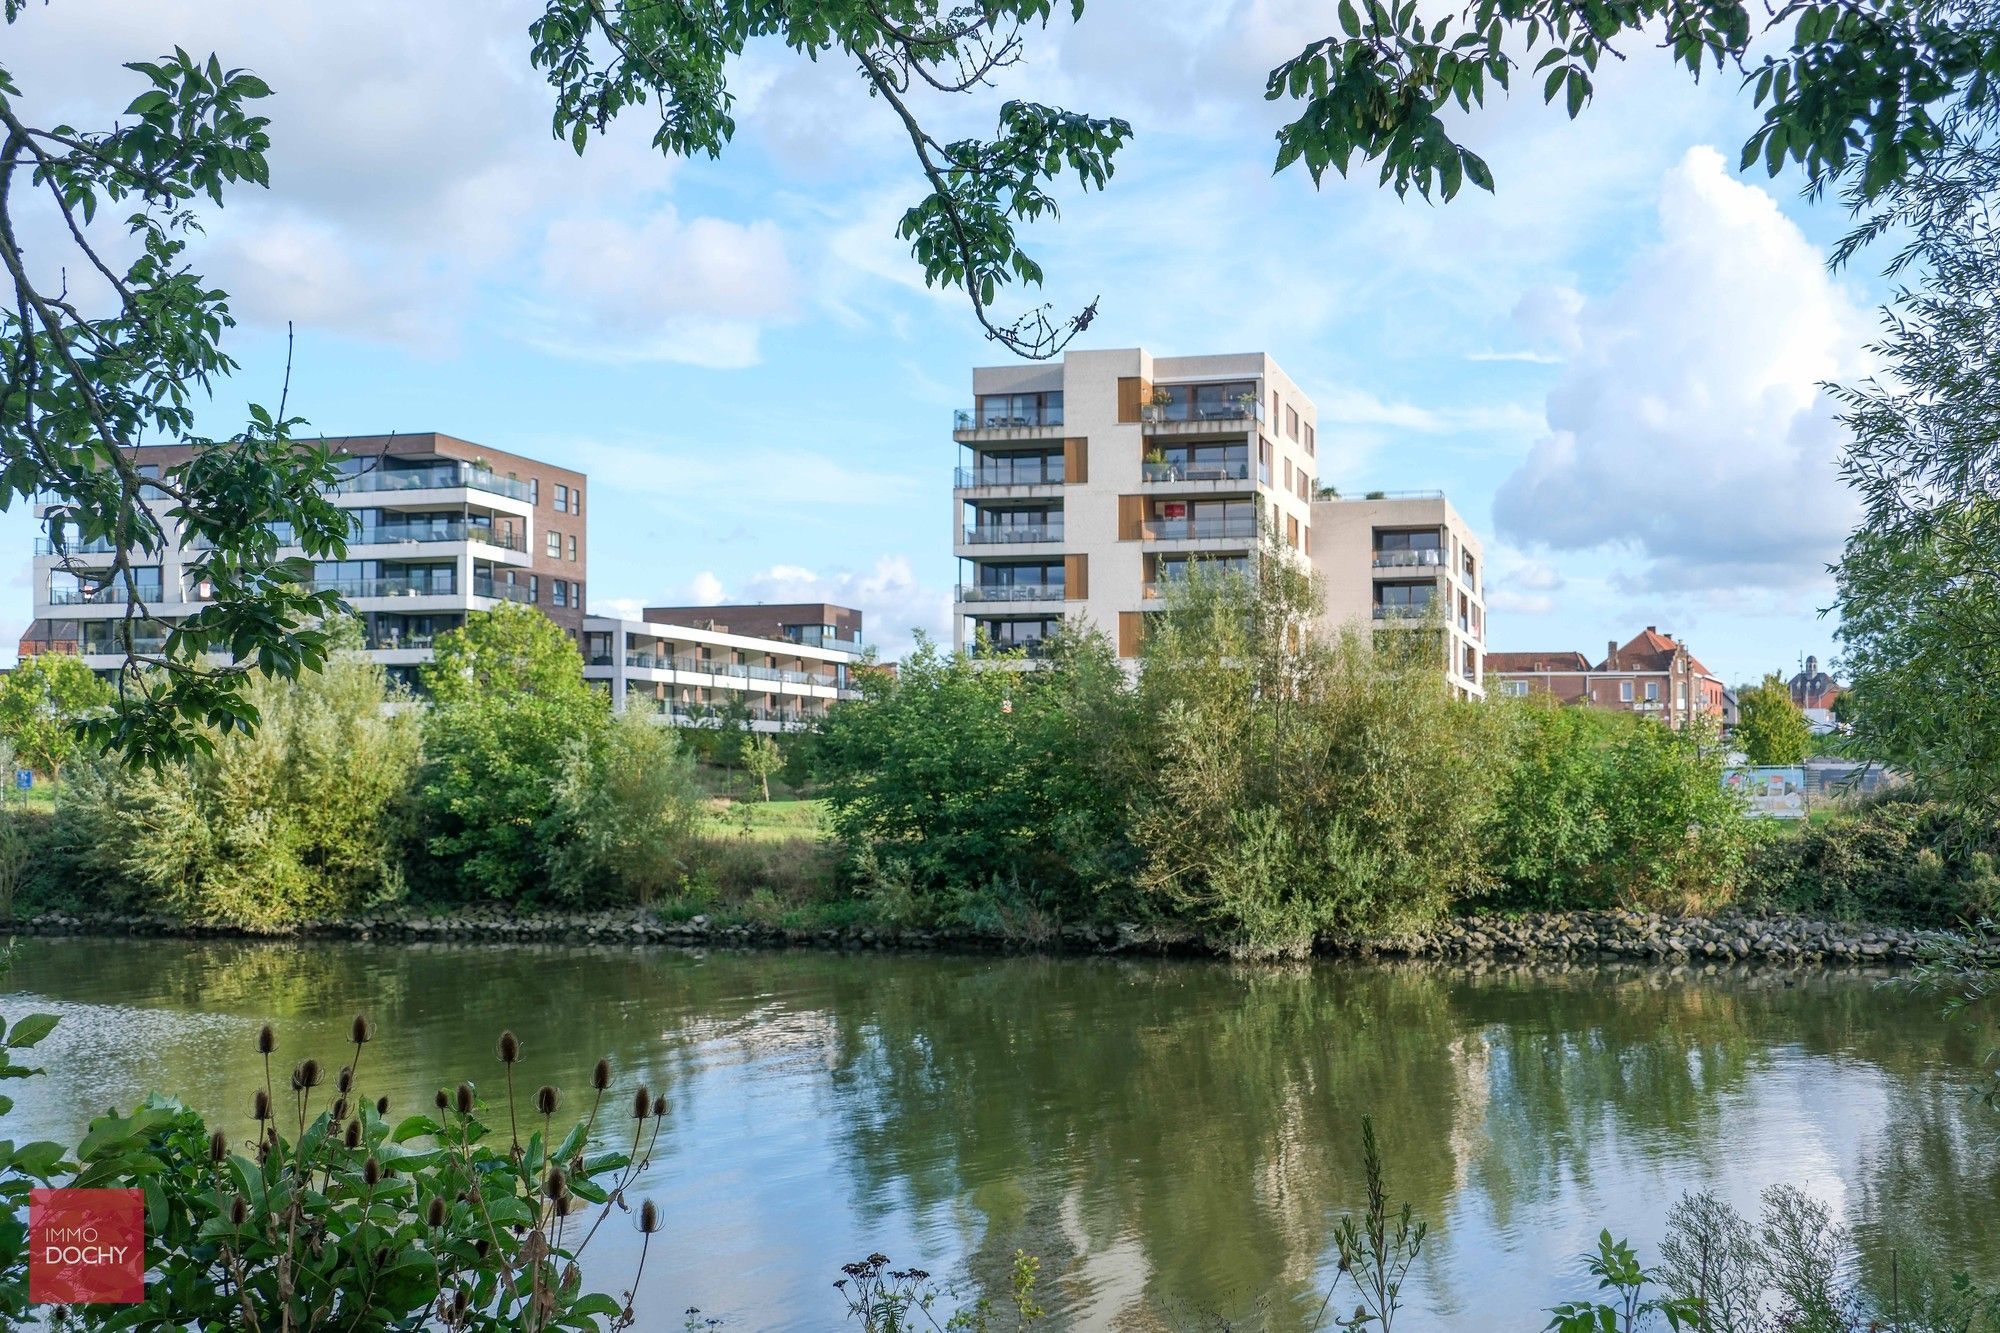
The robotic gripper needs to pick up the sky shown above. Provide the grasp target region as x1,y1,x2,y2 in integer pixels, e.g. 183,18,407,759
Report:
0,0,1887,684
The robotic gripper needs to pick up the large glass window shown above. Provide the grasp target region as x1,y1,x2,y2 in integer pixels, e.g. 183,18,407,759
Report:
975,391,1063,427
1375,582,1435,609
1145,443,1248,481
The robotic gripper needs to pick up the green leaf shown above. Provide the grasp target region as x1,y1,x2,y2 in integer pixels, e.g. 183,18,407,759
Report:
6,1014,58,1049
123,90,172,117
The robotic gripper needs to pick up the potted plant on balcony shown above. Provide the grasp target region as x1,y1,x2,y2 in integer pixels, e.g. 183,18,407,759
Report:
1143,447,1176,482
1142,385,1173,423
1233,390,1258,418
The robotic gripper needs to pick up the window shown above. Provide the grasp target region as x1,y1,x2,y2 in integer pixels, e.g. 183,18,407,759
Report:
554,484,568,513
1677,684,1687,708
975,390,1063,427
136,464,159,479
567,535,577,562
1506,681,1529,697
1305,423,1316,456
1619,681,1634,702
1285,405,1300,440
529,575,539,603
1283,459,1293,489
1645,681,1660,702
574,581,582,609
546,530,561,558
552,580,568,608
573,487,581,517
1376,583,1434,610
530,478,540,505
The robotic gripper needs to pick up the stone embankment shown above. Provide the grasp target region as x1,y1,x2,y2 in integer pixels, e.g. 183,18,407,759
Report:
8,905,1967,965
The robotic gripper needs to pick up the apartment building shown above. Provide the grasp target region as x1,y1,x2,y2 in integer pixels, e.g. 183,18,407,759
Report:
21,432,588,687
582,603,865,731
953,348,1320,661
1487,627,1725,727
1311,491,1486,699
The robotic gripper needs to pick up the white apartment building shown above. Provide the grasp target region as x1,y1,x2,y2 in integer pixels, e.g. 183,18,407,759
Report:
1311,491,1486,699
582,603,866,732
953,348,1321,660
23,434,588,689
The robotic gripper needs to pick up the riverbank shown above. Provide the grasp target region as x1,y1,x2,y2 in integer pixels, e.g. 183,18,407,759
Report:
6,903,1971,965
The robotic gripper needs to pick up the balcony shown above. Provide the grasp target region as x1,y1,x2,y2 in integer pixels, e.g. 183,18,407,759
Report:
472,576,535,604
315,577,460,600
954,459,1064,488
961,522,1064,545
784,626,865,655
351,522,527,552
954,404,1064,431
1141,460,1251,484
332,463,534,503
366,632,440,651
1143,515,1260,542
621,652,838,689
35,536,123,555
81,635,170,656
1372,604,1434,621
955,583,1065,604
1141,400,1261,426
48,585,166,606
1372,549,1446,570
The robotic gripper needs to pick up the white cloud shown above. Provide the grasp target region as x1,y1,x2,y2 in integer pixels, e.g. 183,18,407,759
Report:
1494,146,1869,596
524,210,797,367
671,557,949,662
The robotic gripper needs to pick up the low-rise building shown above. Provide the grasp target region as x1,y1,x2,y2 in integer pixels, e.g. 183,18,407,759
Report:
1487,627,1725,727
21,433,587,688
582,603,866,731
1310,491,1486,699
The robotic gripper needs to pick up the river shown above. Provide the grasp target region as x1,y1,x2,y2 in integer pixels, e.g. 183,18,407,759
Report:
5,937,1995,1329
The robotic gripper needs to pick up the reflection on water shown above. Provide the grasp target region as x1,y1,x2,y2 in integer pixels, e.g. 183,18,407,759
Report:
7,939,1995,1330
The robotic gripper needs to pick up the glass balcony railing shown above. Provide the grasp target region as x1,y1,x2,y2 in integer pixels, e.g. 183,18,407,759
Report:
955,460,1064,487
954,404,1064,430
471,576,535,604
48,585,166,606
1144,515,1259,541
1141,460,1251,483
81,636,170,655
314,577,458,600
35,536,121,555
365,632,441,651
961,522,1064,545
351,522,526,551
1141,398,1263,426
1373,604,1434,620
955,583,1065,603
331,464,534,503
621,653,840,688
970,638,1053,660
784,626,865,654
1372,548,1446,569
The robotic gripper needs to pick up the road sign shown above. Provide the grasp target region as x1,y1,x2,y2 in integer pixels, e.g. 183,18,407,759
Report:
14,770,30,791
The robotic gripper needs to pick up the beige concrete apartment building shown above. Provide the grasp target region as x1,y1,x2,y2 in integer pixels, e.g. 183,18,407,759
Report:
953,348,1321,660
1310,491,1486,698
582,602,866,732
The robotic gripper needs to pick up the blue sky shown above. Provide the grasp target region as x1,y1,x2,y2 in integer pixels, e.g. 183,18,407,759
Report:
3,1,1887,684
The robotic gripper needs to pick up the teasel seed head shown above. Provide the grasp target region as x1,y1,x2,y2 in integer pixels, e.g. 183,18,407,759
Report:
298,1058,321,1089
545,1167,567,1200
343,1119,362,1150
253,1089,271,1122
229,1195,249,1226
362,1156,381,1187
351,1014,372,1045
639,1200,660,1234
375,1095,389,1116
426,1196,447,1228
496,1030,520,1065
331,1097,349,1123
591,1058,611,1091
454,1083,474,1116
554,1193,575,1218
652,1093,667,1118
536,1085,558,1117
434,1088,449,1111
336,1067,353,1095
208,1130,227,1163
452,1287,470,1318
632,1086,651,1120
257,1024,275,1055
474,1238,490,1259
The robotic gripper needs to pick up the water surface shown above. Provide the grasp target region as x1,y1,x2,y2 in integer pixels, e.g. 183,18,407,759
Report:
6,938,1995,1329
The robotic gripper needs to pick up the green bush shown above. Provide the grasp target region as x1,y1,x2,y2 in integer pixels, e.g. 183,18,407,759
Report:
543,712,704,907
53,648,419,930
1488,698,1756,912
1746,791,2000,926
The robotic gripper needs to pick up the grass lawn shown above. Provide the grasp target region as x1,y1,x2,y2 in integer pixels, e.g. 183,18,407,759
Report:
699,797,829,843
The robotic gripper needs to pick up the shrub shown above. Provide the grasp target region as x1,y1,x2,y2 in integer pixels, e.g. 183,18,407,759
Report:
53,647,418,930
1489,700,1756,912
1746,791,2000,926
810,628,1142,926
543,712,703,907
1133,549,1497,957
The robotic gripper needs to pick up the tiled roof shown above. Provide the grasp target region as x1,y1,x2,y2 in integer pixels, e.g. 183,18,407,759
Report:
1486,650,1592,673
1600,627,1717,677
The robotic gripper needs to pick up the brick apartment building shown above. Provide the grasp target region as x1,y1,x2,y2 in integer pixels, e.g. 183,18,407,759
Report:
1487,627,1725,728
23,432,587,688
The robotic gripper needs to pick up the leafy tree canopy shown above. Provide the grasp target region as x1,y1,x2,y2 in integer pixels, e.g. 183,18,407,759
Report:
1734,672,1813,766
0,650,112,778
